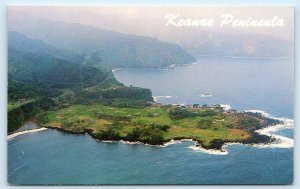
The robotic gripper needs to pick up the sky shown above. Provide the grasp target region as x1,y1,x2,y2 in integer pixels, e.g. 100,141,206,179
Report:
7,6,294,44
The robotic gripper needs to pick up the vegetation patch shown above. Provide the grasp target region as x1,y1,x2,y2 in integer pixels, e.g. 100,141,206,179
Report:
42,104,275,148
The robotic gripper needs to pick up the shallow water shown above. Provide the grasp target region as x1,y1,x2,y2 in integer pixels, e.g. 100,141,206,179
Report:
8,57,294,184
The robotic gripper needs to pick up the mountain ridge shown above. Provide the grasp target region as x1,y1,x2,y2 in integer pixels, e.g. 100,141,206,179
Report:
8,19,196,69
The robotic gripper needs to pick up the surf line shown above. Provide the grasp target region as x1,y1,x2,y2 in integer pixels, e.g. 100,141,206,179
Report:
189,108,294,155
7,127,48,140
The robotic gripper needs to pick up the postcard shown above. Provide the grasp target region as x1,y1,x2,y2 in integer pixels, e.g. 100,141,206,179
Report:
7,6,294,185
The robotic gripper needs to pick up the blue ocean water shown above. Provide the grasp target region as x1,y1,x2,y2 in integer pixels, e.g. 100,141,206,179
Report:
8,130,293,185
114,57,294,118
8,57,294,184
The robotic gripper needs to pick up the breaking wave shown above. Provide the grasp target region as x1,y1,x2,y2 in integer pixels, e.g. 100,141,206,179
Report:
189,108,294,155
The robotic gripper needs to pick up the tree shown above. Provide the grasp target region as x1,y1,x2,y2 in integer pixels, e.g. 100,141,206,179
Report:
169,107,191,120
197,119,213,129
8,108,24,133
36,111,49,124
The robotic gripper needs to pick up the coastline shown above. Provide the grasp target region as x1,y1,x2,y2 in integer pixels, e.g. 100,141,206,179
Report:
7,107,294,155
7,127,48,140
42,117,292,156
111,60,196,73
7,119,292,155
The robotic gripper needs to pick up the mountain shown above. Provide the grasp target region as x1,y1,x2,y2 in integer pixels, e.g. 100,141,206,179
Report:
180,32,294,58
8,31,117,89
8,20,196,68
8,31,153,132
8,31,153,102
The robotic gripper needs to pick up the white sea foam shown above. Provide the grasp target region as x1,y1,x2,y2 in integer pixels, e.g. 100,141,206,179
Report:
249,109,294,149
253,129,294,149
102,140,114,143
163,139,229,155
163,139,182,147
244,109,294,124
187,109,294,155
188,145,228,155
219,104,232,111
7,128,48,140
119,140,143,145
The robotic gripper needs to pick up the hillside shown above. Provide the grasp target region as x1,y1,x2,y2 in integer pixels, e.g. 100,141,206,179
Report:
8,32,153,132
8,20,196,68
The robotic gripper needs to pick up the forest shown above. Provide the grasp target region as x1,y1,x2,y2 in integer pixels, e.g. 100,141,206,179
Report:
8,32,153,133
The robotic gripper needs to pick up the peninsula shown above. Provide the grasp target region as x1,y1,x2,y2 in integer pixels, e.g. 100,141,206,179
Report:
42,103,280,150
8,31,280,150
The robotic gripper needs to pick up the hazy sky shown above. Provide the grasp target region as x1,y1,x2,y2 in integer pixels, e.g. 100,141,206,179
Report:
8,6,294,43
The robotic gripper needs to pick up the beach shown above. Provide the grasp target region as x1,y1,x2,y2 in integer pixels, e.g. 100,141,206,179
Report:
7,127,48,140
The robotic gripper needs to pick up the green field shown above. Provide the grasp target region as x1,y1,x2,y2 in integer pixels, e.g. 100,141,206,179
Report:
43,104,261,146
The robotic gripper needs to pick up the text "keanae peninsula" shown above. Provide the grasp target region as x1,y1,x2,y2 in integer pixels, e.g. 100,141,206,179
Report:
165,14,284,28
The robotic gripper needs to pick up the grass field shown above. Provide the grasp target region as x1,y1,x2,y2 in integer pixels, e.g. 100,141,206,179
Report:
45,104,254,146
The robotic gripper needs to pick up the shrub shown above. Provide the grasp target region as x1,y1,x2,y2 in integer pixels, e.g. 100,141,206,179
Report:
169,107,193,120
197,119,213,129
36,111,49,124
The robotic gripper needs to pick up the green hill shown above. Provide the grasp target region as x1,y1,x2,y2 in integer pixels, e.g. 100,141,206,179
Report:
8,32,153,132
9,20,196,68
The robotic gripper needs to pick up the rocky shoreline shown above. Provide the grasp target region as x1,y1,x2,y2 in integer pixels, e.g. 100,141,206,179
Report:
43,120,279,151
8,109,287,151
